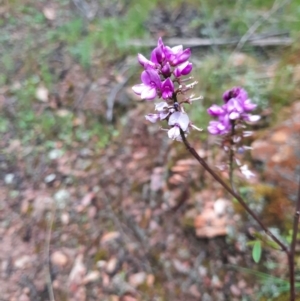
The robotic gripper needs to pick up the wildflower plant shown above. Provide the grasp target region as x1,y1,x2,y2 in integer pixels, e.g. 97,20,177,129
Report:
132,38,202,141
132,37,300,301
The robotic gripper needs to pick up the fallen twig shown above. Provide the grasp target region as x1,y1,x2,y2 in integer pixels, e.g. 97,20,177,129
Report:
128,35,292,48
233,0,292,52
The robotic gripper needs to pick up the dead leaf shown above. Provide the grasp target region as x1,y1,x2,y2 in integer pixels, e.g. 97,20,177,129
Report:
106,257,118,274
83,271,100,284
69,254,86,289
101,232,120,244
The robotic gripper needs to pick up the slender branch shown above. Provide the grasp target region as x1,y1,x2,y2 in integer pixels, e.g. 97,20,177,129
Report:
229,121,236,192
179,130,288,253
289,175,300,300
45,204,56,301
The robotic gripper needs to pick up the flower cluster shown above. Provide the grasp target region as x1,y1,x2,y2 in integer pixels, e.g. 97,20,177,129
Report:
207,87,260,179
207,87,260,136
132,37,192,101
132,37,201,140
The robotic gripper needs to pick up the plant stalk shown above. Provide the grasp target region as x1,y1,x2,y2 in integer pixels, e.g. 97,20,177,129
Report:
229,121,236,192
179,130,288,253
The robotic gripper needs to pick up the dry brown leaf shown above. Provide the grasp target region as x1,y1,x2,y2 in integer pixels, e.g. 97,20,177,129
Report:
83,271,100,284
69,254,86,288
128,272,146,288
101,232,120,244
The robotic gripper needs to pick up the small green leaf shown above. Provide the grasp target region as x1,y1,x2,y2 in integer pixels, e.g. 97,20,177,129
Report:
252,240,262,263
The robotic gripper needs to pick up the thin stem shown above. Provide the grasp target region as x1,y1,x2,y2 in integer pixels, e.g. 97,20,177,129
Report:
179,129,288,253
229,121,236,192
289,175,300,301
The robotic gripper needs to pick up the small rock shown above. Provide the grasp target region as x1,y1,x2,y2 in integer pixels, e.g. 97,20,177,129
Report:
48,149,63,160
44,174,56,184
14,256,31,269
43,6,56,20
61,212,70,225
146,274,155,287
230,284,241,297
122,296,137,301
54,189,70,209
18,294,30,301
51,251,68,267
188,284,201,298
214,198,228,216
5,173,14,185
128,272,146,288
172,259,190,275
36,86,48,102
112,273,134,294
96,260,107,269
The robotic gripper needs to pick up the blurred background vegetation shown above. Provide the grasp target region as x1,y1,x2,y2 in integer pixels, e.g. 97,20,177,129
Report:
1,0,300,150
1,0,300,300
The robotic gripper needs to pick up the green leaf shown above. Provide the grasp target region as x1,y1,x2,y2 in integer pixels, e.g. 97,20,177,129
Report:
252,231,281,250
252,240,262,263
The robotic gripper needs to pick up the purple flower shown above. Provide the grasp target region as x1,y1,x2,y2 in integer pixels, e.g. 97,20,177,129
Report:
145,114,161,123
132,69,162,100
168,112,189,140
145,101,172,124
151,46,165,65
207,120,230,135
164,45,191,66
137,53,156,69
174,61,193,77
161,78,174,100
207,87,260,136
242,99,257,112
161,62,172,77
207,104,225,117
223,87,248,103
225,98,244,120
